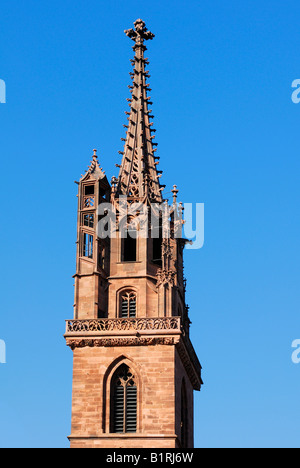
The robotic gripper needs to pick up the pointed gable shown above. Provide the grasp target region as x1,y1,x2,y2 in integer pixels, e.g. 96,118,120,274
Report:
81,149,109,187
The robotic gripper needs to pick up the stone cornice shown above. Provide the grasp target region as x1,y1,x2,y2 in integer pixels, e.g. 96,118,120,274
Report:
66,336,177,350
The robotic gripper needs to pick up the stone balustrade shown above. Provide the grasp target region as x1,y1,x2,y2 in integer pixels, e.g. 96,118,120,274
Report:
65,316,181,335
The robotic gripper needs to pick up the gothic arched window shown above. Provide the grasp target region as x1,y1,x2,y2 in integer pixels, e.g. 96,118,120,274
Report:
111,364,137,433
121,228,137,262
121,217,138,263
120,291,137,318
152,217,163,267
83,232,93,259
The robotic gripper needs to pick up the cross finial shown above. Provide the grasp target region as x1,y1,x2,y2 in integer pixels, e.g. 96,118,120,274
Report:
125,19,155,46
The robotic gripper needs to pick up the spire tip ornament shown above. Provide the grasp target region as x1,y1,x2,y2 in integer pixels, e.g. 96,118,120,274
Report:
125,19,155,46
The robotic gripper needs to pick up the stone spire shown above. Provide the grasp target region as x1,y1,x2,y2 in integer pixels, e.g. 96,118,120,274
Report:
115,19,164,203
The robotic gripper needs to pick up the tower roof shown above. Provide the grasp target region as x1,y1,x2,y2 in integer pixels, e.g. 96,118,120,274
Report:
81,149,107,183
115,19,164,203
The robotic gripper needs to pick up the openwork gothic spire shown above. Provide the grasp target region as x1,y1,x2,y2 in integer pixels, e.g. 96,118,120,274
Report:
115,19,164,203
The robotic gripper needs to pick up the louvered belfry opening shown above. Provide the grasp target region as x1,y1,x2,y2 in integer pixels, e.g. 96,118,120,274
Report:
111,364,137,433
121,292,137,318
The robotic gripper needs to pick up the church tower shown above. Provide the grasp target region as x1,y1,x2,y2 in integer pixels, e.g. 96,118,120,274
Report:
65,19,203,449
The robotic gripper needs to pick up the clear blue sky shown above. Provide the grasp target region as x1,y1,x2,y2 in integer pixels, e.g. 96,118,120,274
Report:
1,0,300,448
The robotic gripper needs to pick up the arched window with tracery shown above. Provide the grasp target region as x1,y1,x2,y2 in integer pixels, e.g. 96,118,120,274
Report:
120,291,137,318
110,364,137,433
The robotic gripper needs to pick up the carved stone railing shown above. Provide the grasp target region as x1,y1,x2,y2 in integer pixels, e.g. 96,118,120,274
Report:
65,317,181,335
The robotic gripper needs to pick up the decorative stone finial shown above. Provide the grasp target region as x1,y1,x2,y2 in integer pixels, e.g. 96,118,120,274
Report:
125,19,155,46
172,185,179,204
111,176,118,194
